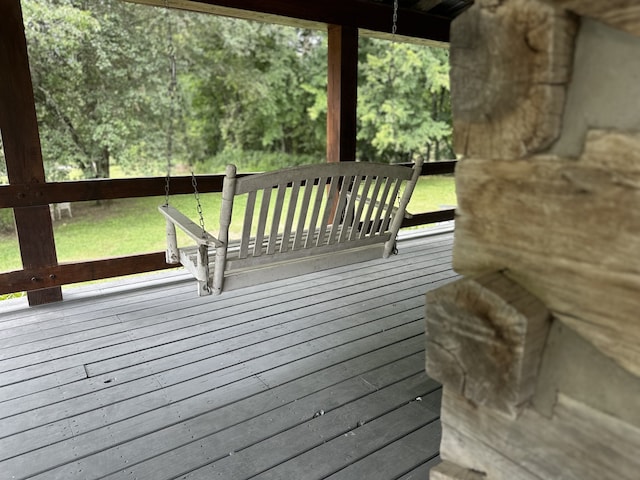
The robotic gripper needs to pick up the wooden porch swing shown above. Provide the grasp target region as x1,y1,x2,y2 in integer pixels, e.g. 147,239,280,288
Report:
159,159,423,295
158,0,421,296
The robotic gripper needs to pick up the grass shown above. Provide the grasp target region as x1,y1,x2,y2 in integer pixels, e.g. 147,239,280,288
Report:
0,175,456,277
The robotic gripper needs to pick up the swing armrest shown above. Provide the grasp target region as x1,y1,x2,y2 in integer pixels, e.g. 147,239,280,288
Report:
158,205,223,247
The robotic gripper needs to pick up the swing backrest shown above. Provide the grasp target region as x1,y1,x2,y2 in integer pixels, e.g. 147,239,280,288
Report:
216,160,423,291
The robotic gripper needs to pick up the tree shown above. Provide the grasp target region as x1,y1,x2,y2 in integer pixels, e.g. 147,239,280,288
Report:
19,0,453,181
357,38,453,163
23,0,171,180
180,17,327,164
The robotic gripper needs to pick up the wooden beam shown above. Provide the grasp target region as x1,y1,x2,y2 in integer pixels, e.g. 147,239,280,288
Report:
401,208,454,228
0,175,229,208
542,0,640,38
0,253,172,294
440,388,640,480
327,24,358,164
0,0,62,305
0,162,456,208
450,0,576,159
454,131,640,377
419,160,456,176
326,24,358,164
426,272,551,417
127,0,451,45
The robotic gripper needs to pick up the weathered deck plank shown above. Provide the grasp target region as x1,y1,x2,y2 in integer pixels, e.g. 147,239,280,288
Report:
0,230,455,480
0,238,452,346
253,391,441,480
0,245,451,384
324,422,442,480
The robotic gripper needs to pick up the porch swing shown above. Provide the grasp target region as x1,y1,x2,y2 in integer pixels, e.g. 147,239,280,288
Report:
159,0,424,296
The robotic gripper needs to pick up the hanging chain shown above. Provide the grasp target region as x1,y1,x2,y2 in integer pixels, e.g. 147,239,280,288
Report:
388,0,399,160
191,172,207,238
164,50,176,206
163,0,176,206
164,169,171,206
391,0,403,213
392,0,398,37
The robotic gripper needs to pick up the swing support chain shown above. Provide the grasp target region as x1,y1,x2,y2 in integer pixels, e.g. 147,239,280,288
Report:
191,172,207,239
162,1,207,240
392,0,398,36
164,0,175,207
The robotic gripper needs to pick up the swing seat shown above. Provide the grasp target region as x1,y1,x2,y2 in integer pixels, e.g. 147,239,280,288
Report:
159,160,423,296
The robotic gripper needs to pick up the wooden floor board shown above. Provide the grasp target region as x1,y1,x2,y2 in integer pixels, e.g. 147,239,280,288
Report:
0,254,453,387
0,231,455,480
395,457,442,480
1,317,424,453
0,365,87,402
86,279,435,378
87,295,421,379
322,421,442,480
90,354,431,480
0,246,451,358
0,235,452,338
8,337,429,479
178,377,441,480
0,286,429,416
253,395,441,480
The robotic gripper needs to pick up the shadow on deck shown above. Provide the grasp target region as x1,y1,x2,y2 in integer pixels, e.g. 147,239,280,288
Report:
0,228,457,480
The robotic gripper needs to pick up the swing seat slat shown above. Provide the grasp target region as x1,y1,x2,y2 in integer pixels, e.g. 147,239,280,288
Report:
159,160,423,296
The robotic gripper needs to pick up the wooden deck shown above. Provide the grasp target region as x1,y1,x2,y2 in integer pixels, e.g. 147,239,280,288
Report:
0,229,457,480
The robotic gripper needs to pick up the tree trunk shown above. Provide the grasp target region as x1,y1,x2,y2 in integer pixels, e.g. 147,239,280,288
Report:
96,146,110,179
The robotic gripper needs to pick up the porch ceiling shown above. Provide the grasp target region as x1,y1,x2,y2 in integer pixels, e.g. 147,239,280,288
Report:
125,0,474,45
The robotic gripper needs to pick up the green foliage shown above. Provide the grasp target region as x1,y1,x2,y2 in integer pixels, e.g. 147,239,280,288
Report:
180,19,327,163
23,0,172,180
15,1,453,185
357,39,453,163
195,148,323,174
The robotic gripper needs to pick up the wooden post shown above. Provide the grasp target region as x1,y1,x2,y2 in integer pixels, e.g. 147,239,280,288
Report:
165,220,179,264
212,164,237,295
327,24,358,164
327,25,357,223
0,0,62,305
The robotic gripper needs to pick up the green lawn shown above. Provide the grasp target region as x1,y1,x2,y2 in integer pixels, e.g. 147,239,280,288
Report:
0,175,456,274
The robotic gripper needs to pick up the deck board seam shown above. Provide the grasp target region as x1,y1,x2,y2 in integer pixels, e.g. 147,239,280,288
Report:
0,260,454,372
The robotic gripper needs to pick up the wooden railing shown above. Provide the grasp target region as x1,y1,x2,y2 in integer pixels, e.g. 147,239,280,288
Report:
0,161,456,298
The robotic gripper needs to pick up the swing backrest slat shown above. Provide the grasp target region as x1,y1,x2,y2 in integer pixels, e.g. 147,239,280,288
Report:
280,180,301,254
293,179,314,251
359,174,385,239
239,190,256,259
267,184,287,255
304,176,326,249
338,174,361,244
